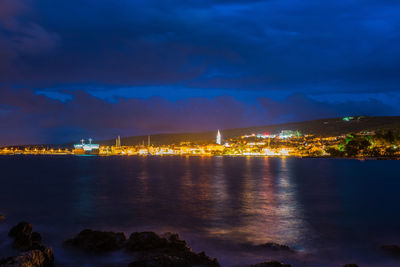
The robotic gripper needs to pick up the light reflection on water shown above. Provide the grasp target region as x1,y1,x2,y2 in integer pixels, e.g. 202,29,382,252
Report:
275,158,307,246
0,156,400,266
202,157,307,247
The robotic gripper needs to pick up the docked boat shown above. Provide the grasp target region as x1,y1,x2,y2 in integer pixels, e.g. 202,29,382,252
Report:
73,139,100,155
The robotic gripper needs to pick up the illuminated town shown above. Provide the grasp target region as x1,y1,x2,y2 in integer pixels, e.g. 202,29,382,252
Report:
1,125,399,158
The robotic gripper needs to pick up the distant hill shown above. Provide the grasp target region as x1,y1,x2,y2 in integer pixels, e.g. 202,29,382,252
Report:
100,116,400,146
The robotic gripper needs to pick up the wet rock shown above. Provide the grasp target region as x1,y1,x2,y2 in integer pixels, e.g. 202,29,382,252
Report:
8,222,33,238
64,229,126,253
0,247,54,267
8,222,34,251
162,232,189,251
7,222,45,251
129,255,189,267
258,242,293,252
381,244,400,256
13,233,32,251
1,222,54,266
129,253,219,267
250,261,291,267
32,232,43,246
342,264,358,267
126,232,170,251
125,232,190,252
64,229,219,266
126,232,220,267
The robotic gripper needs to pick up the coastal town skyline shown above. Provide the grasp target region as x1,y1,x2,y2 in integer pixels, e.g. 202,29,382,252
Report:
2,116,400,159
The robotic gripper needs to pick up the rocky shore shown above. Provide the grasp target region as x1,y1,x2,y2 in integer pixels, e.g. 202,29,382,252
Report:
0,221,294,267
0,222,54,267
2,220,399,266
64,229,221,266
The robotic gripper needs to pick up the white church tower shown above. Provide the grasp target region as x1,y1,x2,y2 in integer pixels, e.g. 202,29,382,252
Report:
216,130,222,145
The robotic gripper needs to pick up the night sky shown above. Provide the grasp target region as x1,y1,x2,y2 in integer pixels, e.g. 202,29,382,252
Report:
1,0,399,145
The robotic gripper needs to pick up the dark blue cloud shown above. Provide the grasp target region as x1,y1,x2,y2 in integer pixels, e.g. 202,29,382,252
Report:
0,0,398,91
0,0,399,144
0,86,268,145
259,93,396,123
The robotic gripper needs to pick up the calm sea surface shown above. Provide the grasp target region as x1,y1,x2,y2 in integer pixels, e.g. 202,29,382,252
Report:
0,155,400,266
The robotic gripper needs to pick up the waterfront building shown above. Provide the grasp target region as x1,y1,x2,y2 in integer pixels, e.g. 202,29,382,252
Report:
206,144,224,153
279,130,301,139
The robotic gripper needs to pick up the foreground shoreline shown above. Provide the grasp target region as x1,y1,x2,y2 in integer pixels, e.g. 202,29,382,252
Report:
0,219,292,267
3,217,400,266
1,219,368,267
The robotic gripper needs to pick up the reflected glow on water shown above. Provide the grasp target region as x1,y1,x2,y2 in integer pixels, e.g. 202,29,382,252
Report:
0,156,399,266
204,157,308,246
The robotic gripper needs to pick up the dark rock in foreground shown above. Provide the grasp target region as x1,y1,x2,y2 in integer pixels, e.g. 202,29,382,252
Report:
126,232,172,251
126,232,188,252
381,244,400,257
257,242,293,252
64,229,126,253
250,261,291,267
0,247,54,267
342,264,358,267
8,222,43,251
66,229,219,266
8,221,33,251
126,232,220,267
31,232,43,245
1,222,54,267
129,253,219,267
129,254,198,267
8,222,33,238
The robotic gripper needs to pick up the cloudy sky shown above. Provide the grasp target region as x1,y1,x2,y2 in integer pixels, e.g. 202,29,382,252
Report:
1,0,399,145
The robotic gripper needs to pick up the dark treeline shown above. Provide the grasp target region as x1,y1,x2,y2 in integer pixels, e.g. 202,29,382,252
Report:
326,131,400,157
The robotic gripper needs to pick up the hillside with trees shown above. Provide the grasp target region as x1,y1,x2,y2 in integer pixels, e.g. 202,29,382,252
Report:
101,116,400,146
